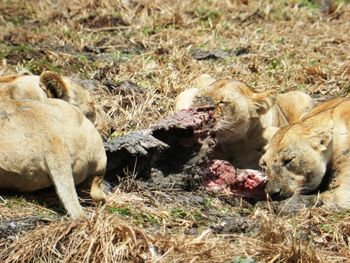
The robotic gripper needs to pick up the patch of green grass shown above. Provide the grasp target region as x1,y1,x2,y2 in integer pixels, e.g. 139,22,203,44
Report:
108,130,125,140
194,6,220,27
320,223,334,234
0,43,33,59
108,206,131,216
134,213,160,226
296,83,307,91
296,0,319,9
2,6,33,25
335,0,350,3
277,0,319,9
23,58,61,75
232,256,255,263
330,209,350,220
61,29,84,43
141,26,158,36
0,43,12,59
2,196,29,208
203,197,213,209
11,44,33,53
307,58,318,66
107,205,161,226
284,0,350,9
218,205,232,215
238,207,252,216
195,6,220,21
111,50,122,61
137,79,152,89
108,50,134,63
191,210,205,222
170,207,188,219
273,36,285,44
267,58,280,71
77,54,89,63
255,27,265,34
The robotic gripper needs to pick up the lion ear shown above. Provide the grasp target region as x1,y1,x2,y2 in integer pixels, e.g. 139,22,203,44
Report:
193,74,216,89
309,130,332,152
40,71,68,99
252,90,277,116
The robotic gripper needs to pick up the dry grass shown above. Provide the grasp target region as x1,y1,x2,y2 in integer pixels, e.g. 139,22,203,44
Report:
2,202,350,262
1,0,350,262
1,0,349,132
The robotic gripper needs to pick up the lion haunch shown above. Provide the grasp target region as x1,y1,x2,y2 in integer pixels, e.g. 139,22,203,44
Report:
0,99,107,219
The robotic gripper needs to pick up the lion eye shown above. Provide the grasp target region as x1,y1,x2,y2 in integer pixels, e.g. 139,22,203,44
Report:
282,157,295,167
259,159,268,173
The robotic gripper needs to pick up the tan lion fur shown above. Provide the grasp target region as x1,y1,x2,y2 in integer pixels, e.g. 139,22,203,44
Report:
0,71,110,138
260,98,350,209
0,99,107,219
175,75,314,168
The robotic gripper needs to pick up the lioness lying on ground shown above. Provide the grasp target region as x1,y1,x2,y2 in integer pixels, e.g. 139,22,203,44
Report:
175,75,314,169
0,99,107,219
260,98,350,209
0,71,110,138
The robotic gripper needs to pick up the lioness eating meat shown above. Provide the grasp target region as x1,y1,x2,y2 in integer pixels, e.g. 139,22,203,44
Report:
0,71,110,138
175,75,314,168
0,99,107,219
260,98,350,209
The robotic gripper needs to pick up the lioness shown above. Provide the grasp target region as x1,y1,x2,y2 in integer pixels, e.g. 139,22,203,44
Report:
0,71,110,138
0,99,107,219
260,98,350,208
175,75,314,168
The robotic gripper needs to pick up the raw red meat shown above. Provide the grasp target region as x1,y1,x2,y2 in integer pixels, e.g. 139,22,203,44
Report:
203,160,267,199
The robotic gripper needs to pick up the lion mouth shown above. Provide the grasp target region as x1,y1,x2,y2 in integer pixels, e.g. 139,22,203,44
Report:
265,177,298,200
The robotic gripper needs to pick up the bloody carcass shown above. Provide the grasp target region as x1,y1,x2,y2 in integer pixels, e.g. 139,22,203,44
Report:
105,107,266,199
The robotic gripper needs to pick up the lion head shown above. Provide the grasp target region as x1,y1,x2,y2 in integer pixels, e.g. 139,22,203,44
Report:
40,71,110,138
260,123,333,199
193,79,277,144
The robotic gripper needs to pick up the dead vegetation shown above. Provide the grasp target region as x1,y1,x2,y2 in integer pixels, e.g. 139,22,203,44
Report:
2,191,350,262
1,0,350,262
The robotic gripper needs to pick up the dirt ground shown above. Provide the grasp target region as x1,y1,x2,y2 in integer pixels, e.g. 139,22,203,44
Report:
1,0,350,262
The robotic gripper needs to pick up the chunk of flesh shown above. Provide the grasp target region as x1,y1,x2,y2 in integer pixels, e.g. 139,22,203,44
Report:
203,160,267,199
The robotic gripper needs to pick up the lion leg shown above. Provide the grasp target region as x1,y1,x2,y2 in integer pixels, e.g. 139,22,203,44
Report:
321,186,350,209
175,88,199,111
321,165,350,209
45,141,84,219
90,175,107,203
